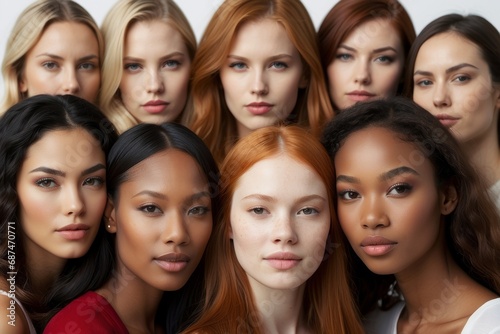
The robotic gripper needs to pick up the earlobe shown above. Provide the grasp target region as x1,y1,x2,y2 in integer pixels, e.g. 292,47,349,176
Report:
440,183,458,215
104,196,117,234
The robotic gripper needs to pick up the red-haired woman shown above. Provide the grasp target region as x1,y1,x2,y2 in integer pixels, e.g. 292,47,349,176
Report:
318,0,415,111
182,126,363,334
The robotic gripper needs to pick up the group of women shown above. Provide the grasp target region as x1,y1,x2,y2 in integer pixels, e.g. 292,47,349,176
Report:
0,0,498,333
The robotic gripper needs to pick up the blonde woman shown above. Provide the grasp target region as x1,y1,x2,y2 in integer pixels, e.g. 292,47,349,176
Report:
100,0,196,133
1,0,103,114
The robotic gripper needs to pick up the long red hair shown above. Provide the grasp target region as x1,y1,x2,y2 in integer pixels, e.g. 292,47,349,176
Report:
182,125,363,334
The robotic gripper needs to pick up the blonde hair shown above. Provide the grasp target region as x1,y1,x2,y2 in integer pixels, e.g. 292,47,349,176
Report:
186,0,334,164
0,0,103,114
99,0,196,134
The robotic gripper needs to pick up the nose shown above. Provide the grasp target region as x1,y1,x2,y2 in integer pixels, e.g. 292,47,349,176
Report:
251,70,269,96
272,214,298,244
161,211,190,245
432,83,451,108
62,185,85,216
62,69,80,94
354,60,371,85
360,196,389,229
146,70,165,94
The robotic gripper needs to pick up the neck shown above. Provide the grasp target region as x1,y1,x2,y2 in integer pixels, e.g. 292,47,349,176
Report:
461,127,500,186
97,261,163,334
250,280,309,334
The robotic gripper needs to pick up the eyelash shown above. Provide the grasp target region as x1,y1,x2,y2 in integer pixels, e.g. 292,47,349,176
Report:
387,183,413,196
36,177,57,188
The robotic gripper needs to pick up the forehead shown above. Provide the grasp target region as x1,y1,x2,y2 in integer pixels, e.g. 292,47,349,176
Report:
342,18,403,50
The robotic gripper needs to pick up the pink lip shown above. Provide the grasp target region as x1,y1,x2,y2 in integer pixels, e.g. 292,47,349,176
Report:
435,114,460,128
142,100,169,114
264,252,302,270
360,236,397,256
346,90,376,102
56,224,90,241
154,253,191,272
245,102,274,115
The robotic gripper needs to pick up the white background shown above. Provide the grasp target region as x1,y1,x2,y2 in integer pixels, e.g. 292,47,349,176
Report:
1,0,499,101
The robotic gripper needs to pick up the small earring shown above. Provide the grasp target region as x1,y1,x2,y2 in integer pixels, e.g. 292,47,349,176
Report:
107,224,111,229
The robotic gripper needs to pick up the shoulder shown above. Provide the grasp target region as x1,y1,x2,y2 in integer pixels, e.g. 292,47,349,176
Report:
363,301,404,334
0,279,32,334
461,298,500,334
44,291,128,334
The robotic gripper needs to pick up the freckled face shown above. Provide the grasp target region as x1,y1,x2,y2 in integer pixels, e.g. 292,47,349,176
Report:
20,22,100,103
220,19,305,138
109,150,212,291
327,19,405,110
230,154,330,292
334,127,449,276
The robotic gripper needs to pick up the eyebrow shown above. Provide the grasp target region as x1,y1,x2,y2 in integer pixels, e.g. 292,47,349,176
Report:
242,194,325,202
29,163,105,177
36,53,98,62
226,54,294,61
414,63,478,77
338,45,398,54
336,166,419,183
124,51,186,62
132,190,211,201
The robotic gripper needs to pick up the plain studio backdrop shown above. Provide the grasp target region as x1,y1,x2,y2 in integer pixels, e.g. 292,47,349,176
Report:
1,0,499,102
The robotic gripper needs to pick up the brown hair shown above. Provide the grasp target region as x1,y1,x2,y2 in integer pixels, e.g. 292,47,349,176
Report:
182,125,363,334
186,0,333,164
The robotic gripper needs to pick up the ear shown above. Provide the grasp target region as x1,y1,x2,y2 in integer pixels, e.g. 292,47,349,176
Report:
440,182,458,216
19,76,28,93
104,196,117,234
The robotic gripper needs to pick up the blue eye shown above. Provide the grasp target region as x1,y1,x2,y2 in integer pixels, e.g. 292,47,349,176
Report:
336,54,352,61
229,62,247,70
375,56,394,64
163,60,181,69
270,61,287,70
124,63,142,72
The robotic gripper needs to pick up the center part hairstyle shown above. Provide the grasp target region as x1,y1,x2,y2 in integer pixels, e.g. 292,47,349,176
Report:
183,125,363,334
186,0,334,163
321,97,500,313
0,0,103,114
317,0,415,101
0,94,118,330
99,0,196,134
402,14,500,144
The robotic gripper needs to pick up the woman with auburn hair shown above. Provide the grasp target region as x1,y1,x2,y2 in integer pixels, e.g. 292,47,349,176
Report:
322,98,500,333
186,0,333,164
0,0,103,114
100,0,196,133
182,125,363,334
318,0,415,111
404,14,500,212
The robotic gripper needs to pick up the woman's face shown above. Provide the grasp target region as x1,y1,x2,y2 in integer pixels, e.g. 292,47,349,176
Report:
334,127,456,277
327,19,405,110
119,20,191,124
230,154,330,294
413,32,500,144
108,149,212,291
220,19,306,138
20,21,100,103
17,128,106,262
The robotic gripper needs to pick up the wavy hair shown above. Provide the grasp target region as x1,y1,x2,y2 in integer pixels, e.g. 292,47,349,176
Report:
0,94,118,331
183,125,363,334
321,97,500,313
0,0,103,114
99,0,196,134
318,0,415,108
186,0,334,163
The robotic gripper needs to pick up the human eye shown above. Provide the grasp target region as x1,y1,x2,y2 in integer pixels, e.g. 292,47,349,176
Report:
188,205,210,216
139,204,163,215
387,183,412,197
42,61,59,71
124,63,142,72
298,207,319,215
337,190,360,201
375,55,394,64
229,62,247,71
248,207,268,215
269,61,288,70
35,177,58,188
163,59,181,69
82,176,104,188
415,79,433,87
452,75,470,83
78,62,97,71
335,53,352,62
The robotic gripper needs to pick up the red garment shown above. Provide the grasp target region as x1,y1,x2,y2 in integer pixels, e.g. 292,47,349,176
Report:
43,291,128,334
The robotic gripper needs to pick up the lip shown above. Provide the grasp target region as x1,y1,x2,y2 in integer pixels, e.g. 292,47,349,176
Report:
55,224,90,241
435,114,460,128
245,102,274,115
142,100,169,114
154,253,191,272
264,252,302,270
360,236,397,256
346,90,376,102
